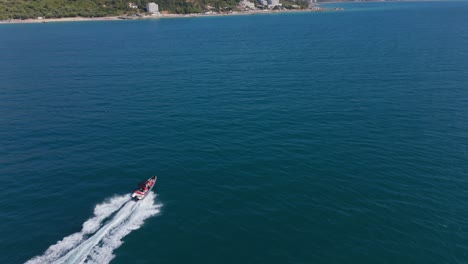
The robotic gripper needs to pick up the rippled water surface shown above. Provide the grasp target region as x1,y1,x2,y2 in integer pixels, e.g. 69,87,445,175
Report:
1,1,468,263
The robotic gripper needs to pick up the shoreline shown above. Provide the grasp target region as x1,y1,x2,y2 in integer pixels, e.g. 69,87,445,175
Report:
0,0,447,25
0,8,343,25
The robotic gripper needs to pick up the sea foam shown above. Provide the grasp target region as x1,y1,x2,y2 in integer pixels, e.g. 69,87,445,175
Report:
25,193,160,264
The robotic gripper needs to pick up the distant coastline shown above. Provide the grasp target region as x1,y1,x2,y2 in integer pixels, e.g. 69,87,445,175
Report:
0,7,343,25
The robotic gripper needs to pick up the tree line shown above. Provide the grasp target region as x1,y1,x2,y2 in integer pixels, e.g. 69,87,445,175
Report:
0,0,317,20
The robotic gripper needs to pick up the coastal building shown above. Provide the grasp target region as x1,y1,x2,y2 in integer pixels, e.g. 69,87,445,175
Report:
267,0,281,8
128,2,138,9
239,0,256,10
146,2,159,14
258,0,280,8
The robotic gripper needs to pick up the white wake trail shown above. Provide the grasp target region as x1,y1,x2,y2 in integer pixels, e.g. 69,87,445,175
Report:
25,195,129,264
25,193,161,264
85,193,161,264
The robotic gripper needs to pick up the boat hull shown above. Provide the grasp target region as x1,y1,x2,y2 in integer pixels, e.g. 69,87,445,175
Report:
131,176,157,201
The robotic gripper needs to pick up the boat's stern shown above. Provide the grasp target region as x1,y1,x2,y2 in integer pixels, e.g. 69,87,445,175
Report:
131,190,145,201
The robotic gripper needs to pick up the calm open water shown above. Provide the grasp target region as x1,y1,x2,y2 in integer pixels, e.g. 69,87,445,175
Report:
1,1,468,263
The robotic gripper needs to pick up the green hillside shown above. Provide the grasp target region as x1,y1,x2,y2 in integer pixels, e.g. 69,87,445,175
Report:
0,0,332,20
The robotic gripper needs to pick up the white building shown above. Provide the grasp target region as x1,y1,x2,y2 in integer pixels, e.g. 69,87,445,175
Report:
146,2,159,14
267,0,281,8
239,0,256,9
128,2,138,9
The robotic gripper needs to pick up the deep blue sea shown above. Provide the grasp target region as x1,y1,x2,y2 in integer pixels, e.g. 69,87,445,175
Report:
1,1,468,263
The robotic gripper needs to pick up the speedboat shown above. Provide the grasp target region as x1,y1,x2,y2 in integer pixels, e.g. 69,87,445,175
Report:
131,176,157,201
